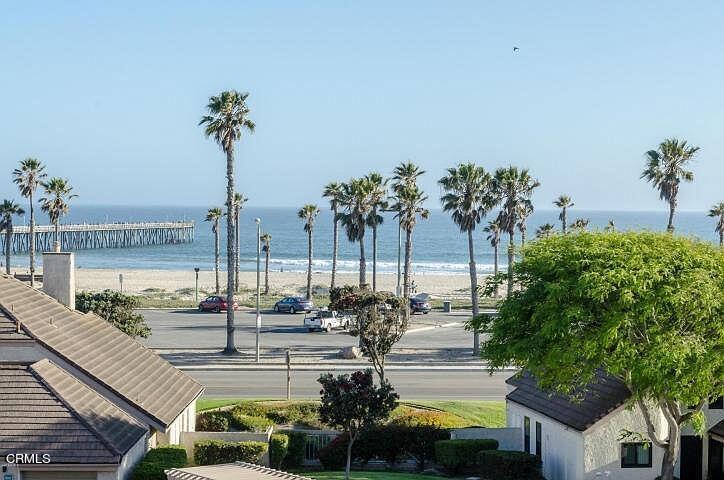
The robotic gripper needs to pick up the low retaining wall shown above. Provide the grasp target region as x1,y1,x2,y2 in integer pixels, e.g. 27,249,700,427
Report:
179,429,273,466
450,427,522,451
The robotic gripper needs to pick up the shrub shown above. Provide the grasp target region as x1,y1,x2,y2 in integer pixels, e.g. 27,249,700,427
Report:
354,425,407,465
477,450,543,480
265,402,320,426
231,401,270,418
280,430,307,468
194,440,268,466
195,411,230,432
391,408,463,428
269,433,289,469
131,446,187,480
230,411,274,432
434,438,498,473
318,434,349,470
404,424,449,470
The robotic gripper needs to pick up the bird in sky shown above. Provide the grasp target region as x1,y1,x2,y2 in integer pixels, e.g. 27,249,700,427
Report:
512,46,519,52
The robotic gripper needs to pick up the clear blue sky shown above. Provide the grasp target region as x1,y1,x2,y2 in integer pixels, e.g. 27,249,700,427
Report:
1,1,722,210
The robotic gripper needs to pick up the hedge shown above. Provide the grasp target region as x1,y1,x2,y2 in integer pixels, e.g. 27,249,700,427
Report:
195,411,230,432
194,440,268,466
131,446,187,480
435,438,498,473
477,450,543,480
279,430,307,468
269,433,289,469
318,434,349,470
230,411,274,432
403,424,450,470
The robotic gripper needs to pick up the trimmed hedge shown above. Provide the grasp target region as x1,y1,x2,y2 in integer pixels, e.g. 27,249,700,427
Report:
230,411,274,432
477,450,543,480
435,438,498,473
279,430,307,468
231,401,270,418
269,433,289,469
131,446,187,480
403,424,450,470
391,408,463,428
195,411,230,432
194,440,268,466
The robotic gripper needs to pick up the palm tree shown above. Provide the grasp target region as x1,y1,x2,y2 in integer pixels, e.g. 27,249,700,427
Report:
298,204,320,300
483,218,502,296
516,202,533,247
535,223,555,239
261,232,272,294
0,200,25,275
605,219,616,232
205,208,223,295
641,138,699,232
322,182,344,290
365,173,388,291
439,163,494,355
200,90,255,354
39,177,77,249
569,217,590,231
553,195,574,233
391,161,426,296
493,166,540,296
232,192,247,292
12,158,46,287
708,202,724,247
339,178,373,288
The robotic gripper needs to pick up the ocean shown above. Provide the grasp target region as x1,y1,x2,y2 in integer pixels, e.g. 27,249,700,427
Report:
6,205,720,275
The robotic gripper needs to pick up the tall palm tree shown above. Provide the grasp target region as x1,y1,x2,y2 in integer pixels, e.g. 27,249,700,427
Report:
298,204,320,300
339,178,373,288
322,182,343,290
261,232,272,294
39,177,77,249
493,166,540,296
200,90,255,354
553,195,574,234
641,138,699,232
232,192,247,292
365,173,388,291
535,223,555,239
605,219,616,232
483,218,502,296
439,163,494,355
0,200,25,275
205,208,223,295
708,202,724,247
569,217,590,231
391,161,426,296
12,158,46,287
516,202,533,247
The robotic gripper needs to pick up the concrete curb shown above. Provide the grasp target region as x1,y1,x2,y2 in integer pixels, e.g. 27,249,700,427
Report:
406,322,463,334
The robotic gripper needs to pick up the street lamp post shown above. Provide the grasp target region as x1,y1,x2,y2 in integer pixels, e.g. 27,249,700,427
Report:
255,218,262,363
194,267,200,303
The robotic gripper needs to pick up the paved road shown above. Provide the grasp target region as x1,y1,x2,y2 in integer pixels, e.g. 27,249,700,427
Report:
188,368,509,400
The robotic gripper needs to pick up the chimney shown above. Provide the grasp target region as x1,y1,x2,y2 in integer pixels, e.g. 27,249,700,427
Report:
42,250,75,310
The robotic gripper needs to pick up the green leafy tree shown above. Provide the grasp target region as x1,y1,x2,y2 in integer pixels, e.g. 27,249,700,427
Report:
641,138,699,232
298,204,320,299
322,182,344,290
535,223,555,239
231,192,248,292
553,195,573,233
479,232,724,480
708,201,724,247
439,163,495,355
0,200,25,275
260,232,272,294
318,369,398,480
76,291,151,338
39,177,77,248
200,90,255,354
365,173,388,292
205,207,223,295
12,158,46,287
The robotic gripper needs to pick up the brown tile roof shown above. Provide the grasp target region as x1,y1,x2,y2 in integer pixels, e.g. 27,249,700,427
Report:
0,274,204,428
0,363,119,464
0,308,29,340
165,462,314,480
506,370,631,431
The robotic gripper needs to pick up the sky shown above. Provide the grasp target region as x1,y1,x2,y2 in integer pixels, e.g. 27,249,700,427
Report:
1,1,722,210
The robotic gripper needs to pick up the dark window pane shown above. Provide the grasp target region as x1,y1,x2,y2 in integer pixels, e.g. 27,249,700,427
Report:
524,416,530,454
710,396,723,409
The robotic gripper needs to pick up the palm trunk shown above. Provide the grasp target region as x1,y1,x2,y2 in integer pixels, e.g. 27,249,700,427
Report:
372,223,378,292
5,222,11,275
306,228,313,300
403,228,412,301
359,230,366,288
667,199,676,233
234,207,240,292
507,231,515,297
54,221,59,247
29,195,35,287
493,242,499,297
720,227,723,247
224,148,236,354
331,205,338,290
520,226,526,247
561,208,567,234
264,246,270,295
468,229,480,356
214,225,220,294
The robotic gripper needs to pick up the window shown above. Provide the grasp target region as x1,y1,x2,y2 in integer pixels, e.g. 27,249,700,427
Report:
535,421,542,458
524,416,531,454
621,442,652,468
709,396,723,409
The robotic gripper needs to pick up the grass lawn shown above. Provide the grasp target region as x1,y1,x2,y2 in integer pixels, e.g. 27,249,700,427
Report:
298,472,454,480
401,400,506,427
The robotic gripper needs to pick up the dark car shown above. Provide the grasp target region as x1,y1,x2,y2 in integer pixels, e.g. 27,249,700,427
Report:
410,296,431,314
273,296,314,314
198,295,239,312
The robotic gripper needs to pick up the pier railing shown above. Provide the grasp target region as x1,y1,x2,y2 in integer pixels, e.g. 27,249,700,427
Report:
1,221,195,253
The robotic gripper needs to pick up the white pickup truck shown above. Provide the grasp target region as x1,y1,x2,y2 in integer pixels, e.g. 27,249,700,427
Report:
304,310,351,332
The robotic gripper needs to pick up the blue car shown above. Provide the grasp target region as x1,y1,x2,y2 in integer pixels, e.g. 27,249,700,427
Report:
273,296,314,314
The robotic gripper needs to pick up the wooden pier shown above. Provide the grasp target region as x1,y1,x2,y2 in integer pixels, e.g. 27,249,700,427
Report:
1,221,195,254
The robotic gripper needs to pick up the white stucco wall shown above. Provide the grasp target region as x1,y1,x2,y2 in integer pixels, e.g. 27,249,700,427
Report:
507,401,584,480
116,433,149,480
157,399,197,445
450,427,522,451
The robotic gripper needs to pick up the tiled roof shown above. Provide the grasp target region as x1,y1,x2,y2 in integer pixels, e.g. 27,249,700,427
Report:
0,274,204,428
711,419,724,437
165,462,314,480
506,370,631,431
0,308,29,340
0,363,119,464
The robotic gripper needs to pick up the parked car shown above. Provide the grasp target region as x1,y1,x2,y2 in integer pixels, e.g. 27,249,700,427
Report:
304,310,351,332
273,296,314,314
410,294,431,314
198,295,239,312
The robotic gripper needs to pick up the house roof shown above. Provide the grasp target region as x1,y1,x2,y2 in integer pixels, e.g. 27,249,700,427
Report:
0,308,30,340
711,419,724,437
0,361,145,464
0,274,204,428
164,462,314,480
506,370,631,431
